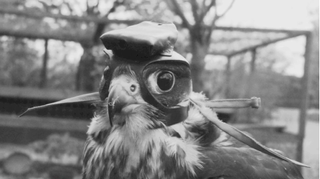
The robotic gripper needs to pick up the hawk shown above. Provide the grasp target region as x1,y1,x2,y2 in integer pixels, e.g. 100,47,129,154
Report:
21,21,306,179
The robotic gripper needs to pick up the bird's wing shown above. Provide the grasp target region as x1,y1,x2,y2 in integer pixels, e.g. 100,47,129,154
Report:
197,146,303,179
189,95,307,167
185,93,304,179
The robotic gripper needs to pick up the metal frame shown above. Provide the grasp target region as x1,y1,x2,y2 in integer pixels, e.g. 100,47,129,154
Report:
209,27,312,163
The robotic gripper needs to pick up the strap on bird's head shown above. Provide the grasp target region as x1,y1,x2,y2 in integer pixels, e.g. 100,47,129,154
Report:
99,21,191,126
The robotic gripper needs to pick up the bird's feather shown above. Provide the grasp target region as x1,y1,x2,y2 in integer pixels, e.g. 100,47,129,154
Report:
198,146,303,179
82,92,304,179
190,95,308,167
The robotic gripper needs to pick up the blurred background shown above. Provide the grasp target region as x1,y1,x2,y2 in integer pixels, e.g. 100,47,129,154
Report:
0,0,318,178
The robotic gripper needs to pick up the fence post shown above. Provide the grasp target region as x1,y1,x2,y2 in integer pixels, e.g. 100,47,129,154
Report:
225,56,232,98
296,32,312,165
39,39,49,88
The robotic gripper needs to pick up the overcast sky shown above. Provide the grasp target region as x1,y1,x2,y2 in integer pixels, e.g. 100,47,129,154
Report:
217,0,318,77
220,0,316,29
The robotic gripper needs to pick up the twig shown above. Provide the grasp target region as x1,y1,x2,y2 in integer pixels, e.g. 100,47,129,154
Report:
188,0,199,23
215,0,235,23
198,0,216,22
165,0,191,29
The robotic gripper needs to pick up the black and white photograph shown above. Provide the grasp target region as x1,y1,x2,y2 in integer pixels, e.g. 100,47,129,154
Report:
0,0,318,178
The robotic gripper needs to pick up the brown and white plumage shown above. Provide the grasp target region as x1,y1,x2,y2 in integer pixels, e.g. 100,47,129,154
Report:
81,64,303,179
20,21,304,179
82,64,204,179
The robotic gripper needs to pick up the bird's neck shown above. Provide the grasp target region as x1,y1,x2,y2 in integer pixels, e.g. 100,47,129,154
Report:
86,106,204,178
103,123,203,178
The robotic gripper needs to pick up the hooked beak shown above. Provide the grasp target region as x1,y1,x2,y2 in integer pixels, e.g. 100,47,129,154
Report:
107,83,138,126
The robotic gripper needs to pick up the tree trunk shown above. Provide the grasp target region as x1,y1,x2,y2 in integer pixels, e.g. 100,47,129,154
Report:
190,36,209,93
76,44,96,92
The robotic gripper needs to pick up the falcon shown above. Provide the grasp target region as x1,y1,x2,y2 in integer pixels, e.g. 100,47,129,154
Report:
21,21,306,179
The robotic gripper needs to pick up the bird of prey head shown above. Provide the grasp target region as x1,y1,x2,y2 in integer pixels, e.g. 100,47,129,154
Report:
101,50,191,129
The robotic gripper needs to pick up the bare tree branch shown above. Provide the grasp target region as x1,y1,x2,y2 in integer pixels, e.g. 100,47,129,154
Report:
198,0,216,22
0,26,90,42
205,0,235,43
165,0,191,29
215,0,235,22
86,0,90,14
92,0,124,44
188,0,199,23
0,6,139,24
64,1,74,15
201,0,207,10
95,0,101,9
147,8,166,21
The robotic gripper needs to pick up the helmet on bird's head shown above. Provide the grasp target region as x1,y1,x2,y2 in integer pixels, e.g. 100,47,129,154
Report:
98,21,192,126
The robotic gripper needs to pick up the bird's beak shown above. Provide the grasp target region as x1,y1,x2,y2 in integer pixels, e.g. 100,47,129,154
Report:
107,83,138,125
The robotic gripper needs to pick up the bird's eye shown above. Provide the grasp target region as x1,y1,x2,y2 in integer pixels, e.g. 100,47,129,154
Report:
156,71,175,92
